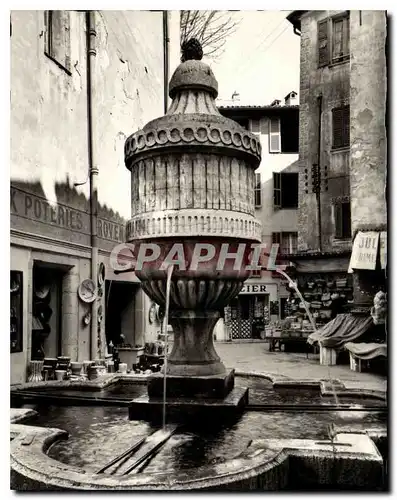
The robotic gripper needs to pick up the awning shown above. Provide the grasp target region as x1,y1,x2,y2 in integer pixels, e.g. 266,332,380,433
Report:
348,231,387,272
344,342,387,360
307,313,374,349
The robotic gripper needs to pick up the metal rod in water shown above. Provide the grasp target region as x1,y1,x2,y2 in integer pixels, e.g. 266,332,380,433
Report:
95,435,148,474
162,265,174,429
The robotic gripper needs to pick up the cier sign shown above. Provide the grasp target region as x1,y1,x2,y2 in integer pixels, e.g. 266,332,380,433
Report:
240,284,267,294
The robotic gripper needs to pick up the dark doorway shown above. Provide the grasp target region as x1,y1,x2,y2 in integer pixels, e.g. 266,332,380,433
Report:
32,262,66,359
105,280,137,347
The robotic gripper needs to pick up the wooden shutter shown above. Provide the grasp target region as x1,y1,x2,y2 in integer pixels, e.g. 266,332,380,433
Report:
45,11,71,74
251,119,260,135
332,106,349,148
273,172,281,209
342,202,351,238
334,203,343,238
343,15,350,57
272,232,281,244
255,172,262,207
318,19,329,67
269,118,281,153
342,106,350,147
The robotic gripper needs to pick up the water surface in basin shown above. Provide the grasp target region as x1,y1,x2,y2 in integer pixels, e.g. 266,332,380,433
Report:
24,403,386,474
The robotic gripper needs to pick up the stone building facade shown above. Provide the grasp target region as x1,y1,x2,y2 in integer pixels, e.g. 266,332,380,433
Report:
286,10,387,315
10,10,180,383
218,103,299,339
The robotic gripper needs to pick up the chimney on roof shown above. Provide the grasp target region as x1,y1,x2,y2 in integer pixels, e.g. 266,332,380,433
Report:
231,91,240,102
271,99,281,107
284,91,298,106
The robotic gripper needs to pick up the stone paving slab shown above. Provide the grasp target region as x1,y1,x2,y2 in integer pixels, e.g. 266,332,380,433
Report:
215,342,387,394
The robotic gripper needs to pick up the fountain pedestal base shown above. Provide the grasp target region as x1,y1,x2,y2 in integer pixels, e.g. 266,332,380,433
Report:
147,369,235,399
128,386,248,423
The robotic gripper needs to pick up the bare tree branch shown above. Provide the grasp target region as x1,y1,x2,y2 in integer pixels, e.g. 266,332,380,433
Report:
180,10,240,60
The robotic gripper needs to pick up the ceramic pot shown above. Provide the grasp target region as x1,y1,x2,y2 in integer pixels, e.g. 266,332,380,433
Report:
55,370,66,381
70,362,83,377
27,360,44,383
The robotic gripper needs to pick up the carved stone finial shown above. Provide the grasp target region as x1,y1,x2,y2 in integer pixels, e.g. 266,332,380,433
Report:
181,38,203,62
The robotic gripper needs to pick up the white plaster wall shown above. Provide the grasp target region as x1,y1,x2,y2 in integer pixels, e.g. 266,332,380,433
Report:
252,117,299,239
10,10,180,219
10,10,89,204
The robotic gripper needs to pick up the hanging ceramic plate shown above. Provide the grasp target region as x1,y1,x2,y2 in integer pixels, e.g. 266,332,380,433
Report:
83,312,92,325
98,262,105,286
78,279,97,303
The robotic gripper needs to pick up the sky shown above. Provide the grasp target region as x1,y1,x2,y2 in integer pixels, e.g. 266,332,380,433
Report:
202,10,300,106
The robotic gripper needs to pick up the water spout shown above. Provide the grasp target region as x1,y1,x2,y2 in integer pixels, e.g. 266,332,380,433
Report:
162,265,174,429
274,268,317,331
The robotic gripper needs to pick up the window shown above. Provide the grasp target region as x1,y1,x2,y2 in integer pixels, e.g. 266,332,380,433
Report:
11,271,23,353
269,118,281,153
273,232,298,255
44,10,72,74
334,201,351,239
250,119,260,136
234,118,249,130
318,12,350,67
332,105,350,149
255,173,262,207
280,114,299,153
273,172,299,209
269,116,299,154
250,269,261,278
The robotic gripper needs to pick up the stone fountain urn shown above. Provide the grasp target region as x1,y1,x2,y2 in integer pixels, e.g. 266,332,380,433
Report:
124,40,261,404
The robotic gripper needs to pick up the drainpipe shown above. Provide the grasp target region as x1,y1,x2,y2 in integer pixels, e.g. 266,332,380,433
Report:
86,11,99,360
316,95,323,251
163,10,170,113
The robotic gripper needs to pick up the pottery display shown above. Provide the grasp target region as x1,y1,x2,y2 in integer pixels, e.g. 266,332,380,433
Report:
27,360,44,383
55,370,66,381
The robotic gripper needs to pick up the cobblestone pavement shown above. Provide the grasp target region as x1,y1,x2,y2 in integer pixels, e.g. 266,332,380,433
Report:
215,341,387,393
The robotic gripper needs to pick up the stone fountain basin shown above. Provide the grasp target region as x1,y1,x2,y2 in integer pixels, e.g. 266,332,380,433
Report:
10,374,387,491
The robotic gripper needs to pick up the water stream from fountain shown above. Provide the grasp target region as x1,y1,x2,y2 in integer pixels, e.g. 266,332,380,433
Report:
275,268,341,408
162,265,174,429
274,268,317,331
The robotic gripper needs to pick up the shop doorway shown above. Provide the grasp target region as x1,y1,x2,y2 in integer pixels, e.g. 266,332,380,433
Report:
105,281,137,348
228,294,269,339
31,262,66,360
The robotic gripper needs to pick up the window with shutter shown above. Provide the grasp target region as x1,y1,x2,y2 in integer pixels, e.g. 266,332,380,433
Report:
318,19,329,67
255,173,262,207
269,118,281,153
45,10,72,74
332,106,350,149
250,119,260,135
334,201,351,239
273,173,281,209
334,203,342,238
272,232,281,245
332,13,350,63
318,12,350,68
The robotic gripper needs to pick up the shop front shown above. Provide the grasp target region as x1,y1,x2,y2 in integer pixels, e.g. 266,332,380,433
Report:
10,182,140,384
224,282,279,340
